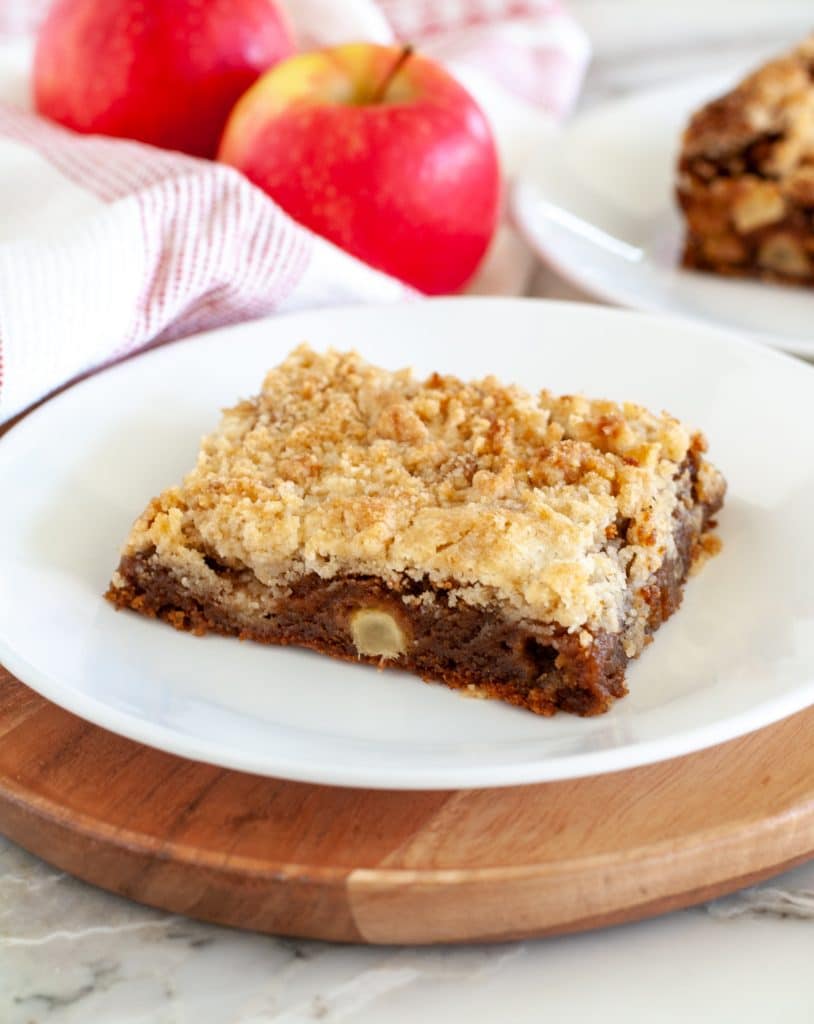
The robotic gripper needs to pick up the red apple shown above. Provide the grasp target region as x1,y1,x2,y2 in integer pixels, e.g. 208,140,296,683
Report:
33,0,295,158
217,43,501,294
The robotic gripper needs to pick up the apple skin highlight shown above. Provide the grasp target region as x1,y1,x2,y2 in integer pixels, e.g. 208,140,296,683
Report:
218,44,502,294
34,0,295,158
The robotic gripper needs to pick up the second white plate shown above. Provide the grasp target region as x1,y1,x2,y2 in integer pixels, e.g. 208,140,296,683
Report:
512,72,814,356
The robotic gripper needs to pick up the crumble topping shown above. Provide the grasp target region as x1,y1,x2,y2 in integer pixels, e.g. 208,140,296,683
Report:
680,36,814,172
116,345,723,633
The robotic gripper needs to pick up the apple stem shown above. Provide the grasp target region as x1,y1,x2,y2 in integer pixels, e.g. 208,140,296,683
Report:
370,44,414,103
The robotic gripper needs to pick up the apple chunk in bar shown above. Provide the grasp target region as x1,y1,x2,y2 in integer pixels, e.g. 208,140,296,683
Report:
106,346,725,716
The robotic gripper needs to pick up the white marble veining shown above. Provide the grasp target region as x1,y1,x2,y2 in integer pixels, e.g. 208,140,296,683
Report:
4,4,814,1020
2,831,814,1023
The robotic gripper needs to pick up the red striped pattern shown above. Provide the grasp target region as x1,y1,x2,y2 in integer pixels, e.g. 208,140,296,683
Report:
0,100,313,408
119,163,312,356
1,0,565,42
378,0,564,39
0,101,228,201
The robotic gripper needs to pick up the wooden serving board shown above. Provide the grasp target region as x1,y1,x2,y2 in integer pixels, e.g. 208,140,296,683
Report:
2,667,814,945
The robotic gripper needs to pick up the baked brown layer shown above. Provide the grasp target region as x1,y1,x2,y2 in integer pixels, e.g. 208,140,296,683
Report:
677,178,814,284
106,487,721,717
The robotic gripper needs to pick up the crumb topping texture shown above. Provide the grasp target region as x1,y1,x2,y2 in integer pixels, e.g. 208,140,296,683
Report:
118,346,723,633
681,36,814,172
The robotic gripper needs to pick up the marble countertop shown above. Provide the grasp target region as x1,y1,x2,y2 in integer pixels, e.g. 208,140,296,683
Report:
4,5,814,1021
3,834,814,1023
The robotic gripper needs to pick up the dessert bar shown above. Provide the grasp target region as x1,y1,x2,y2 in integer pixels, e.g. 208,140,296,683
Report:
677,36,814,283
107,345,725,716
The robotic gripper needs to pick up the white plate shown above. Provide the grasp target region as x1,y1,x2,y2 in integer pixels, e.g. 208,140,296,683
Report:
2,298,814,789
512,72,814,356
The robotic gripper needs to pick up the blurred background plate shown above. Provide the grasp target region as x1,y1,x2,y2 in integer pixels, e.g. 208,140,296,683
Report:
512,72,814,356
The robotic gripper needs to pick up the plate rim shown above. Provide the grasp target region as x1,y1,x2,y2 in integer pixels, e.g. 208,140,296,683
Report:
2,295,814,789
510,71,814,358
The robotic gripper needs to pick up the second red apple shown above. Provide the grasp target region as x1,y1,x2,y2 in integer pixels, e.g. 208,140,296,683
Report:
34,0,295,158
217,44,501,294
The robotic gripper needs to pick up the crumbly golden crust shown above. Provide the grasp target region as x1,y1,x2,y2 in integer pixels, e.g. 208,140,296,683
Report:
110,345,725,636
677,36,814,281
681,37,814,168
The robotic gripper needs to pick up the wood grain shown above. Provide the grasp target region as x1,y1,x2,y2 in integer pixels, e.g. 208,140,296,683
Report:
2,665,814,944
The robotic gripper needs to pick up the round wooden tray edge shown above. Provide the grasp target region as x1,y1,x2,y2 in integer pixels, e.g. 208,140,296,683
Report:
4,785,813,946
7,753,814,889
5,674,814,944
